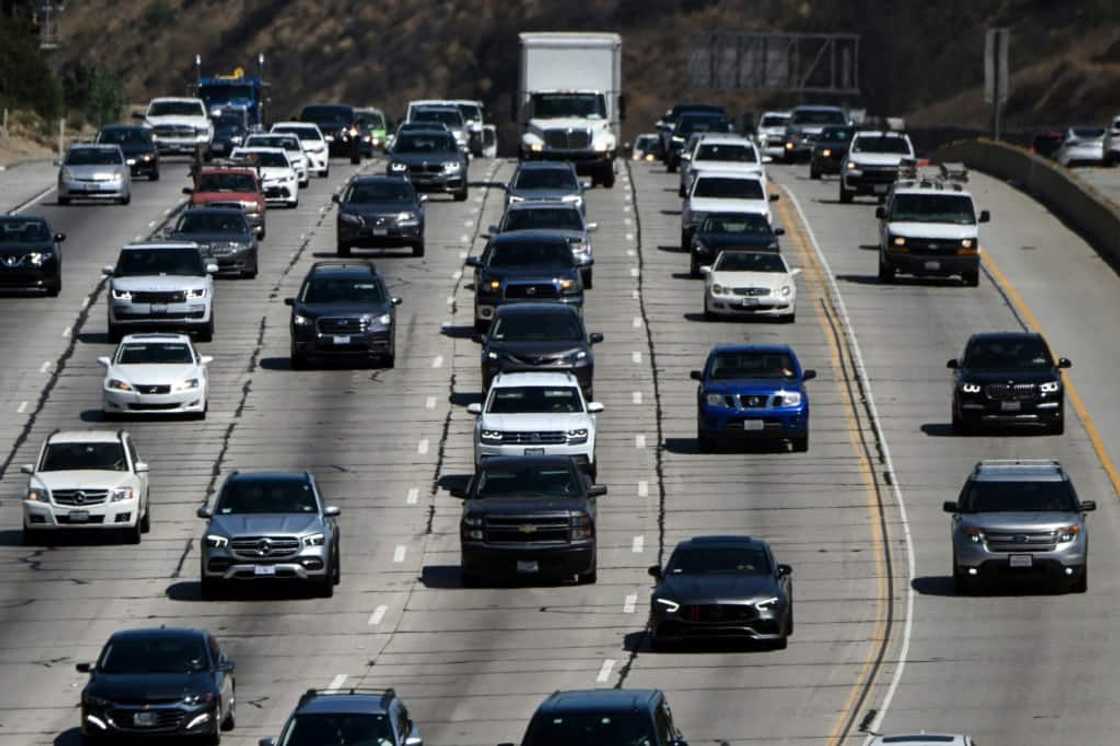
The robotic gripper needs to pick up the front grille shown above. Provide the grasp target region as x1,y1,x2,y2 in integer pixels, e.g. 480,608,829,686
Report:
135,384,171,395
858,166,899,183
264,186,291,198
735,394,774,409
52,489,109,506
230,535,302,559
508,353,564,366
128,403,182,411
681,604,758,623
505,283,560,300
984,530,1057,553
57,514,106,524
131,290,186,304
497,431,567,444
208,201,248,210
153,125,195,138
408,163,443,174
909,239,963,254
543,129,591,149
731,287,771,297
484,515,570,544
0,254,33,267
109,707,185,731
317,316,367,334
986,383,1038,401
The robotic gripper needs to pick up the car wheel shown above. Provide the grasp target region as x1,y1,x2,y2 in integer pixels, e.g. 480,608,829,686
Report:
461,569,481,588
782,312,796,324
667,161,677,174
124,521,142,545
221,696,235,731
951,405,967,434
455,187,469,202
678,186,686,197
1072,563,1087,593
1051,410,1065,436
242,252,259,279
581,267,593,289
878,258,895,283
680,230,688,251
199,317,215,343
46,279,61,297
601,166,615,188
337,241,351,257
120,193,131,206
771,634,789,650
839,183,853,203
108,323,124,343
21,527,41,546
474,317,488,334
792,433,809,452
200,574,222,600
258,225,266,240
697,429,714,452
810,167,820,180
577,567,597,585
689,254,700,278
412,241,424,257
151,169,160,181
317,561,336,598
962,269,980,287
290,348,308,370
953,565,973,595
140,499,151,533
58,196,70,206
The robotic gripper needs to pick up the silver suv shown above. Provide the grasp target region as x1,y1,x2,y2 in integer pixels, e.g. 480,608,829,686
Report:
944,459,1096,594
197,471,341,598
104,242,218,342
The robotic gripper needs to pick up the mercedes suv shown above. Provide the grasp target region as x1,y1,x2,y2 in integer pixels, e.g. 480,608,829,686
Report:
197,470,342,598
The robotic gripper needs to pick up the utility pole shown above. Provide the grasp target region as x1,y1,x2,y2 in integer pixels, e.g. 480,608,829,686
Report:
985,28,1010,141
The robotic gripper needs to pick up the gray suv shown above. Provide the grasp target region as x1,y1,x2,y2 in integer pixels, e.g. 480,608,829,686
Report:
944,460,1095,594
262,687,422,746
197,471,341,598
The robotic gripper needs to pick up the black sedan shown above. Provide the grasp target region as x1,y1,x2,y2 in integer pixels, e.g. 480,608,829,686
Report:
386,129,469,201
477,303,603,397
166,206,259,278
648,535,793,649
96,124,160,180
77,627,236,742
334,175,426,257
0,215,64,295
809,125,855,179
689,212,784,277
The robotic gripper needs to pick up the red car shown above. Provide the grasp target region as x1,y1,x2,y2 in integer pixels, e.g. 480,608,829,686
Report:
184,166,267,239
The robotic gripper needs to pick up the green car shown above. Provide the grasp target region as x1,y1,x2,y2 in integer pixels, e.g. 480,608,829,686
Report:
355,107,389,156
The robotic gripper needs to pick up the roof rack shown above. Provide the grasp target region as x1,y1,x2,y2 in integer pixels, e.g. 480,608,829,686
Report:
298,688,396,706
974,459,1063,472
309,259,376,272
896,158,968,189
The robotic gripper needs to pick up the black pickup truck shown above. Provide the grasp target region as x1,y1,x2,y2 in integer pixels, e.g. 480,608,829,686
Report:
457,455,605,586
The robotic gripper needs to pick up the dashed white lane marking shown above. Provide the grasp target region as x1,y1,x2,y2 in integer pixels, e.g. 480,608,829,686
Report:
393,545,407,563
326,674,348,691
464,219,474,227
596,658,616,683
638,480,649,497
368,605,388,626
163,207,173,215
623,205,631,212
625,233,634,241
425,396,437,410
624,217,632,225
459,251,468,259
631,290,639,300
624,594,638,614
147,220,157,228
635,434,646,449
39,361,51,373
632,536,645,553
632,351,642,364
417,438,430,455
632,391,642,404
17,401,28,414
452,270,462,280
460,233,470,243
446,295,455,305
471,207,480,215
629,267,639,277
432,355,444,368
61,326,71,338
407,487,419,505
80,297,90,310
626,249,635,257
632,316,643,328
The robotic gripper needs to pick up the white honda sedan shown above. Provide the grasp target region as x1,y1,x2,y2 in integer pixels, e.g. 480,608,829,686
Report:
99,333,211,418
701,250,800,323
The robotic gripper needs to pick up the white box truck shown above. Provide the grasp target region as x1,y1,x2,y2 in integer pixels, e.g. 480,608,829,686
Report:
517,32,623,188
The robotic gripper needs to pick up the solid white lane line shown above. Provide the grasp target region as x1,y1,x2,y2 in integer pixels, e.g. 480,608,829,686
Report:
637,480,649,497
452,270,462,280
326,674,347,691
623,594,637,614
80,297,90,310
632,391,642,404
39,361,51,373
10,185,55,214
425,396,437,410
635,434,646,448
629,267,639,277
393,545,407,563
61,326,71,338
417,438,429,455
407,487,419,505
632,536,645,553
368,605,388,626
632,351,642,364
17,401,28,414
632,317,642,328
432,355,443,368
596,658,616,683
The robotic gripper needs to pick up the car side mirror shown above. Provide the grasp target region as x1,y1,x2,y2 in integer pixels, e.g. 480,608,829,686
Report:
1081,500,1097,512
418,194,429,203
589,485,608,497
587,402,604,413
219,660,235,673
134,462,149,473
690,370,703,381
773,227,785,236
946,359,959,369
76,662,93,673
19,463,34,475
450,485,469,499
802,369,817,381
259,740,277,746
331,193,341,203
762,155,773,163
699,265,711,275
647,565,662,579
587,222,599,232
324,506,341,517
392,297,402,306
790,268,803,277
488,225,499,234
1058,357,1072,369
200,355,214,365
467,403,482,415
182,187,193,195
404,737,423,746
979,209,991,223
54,232,66,242
196,506,213,519
769,193,780,202
777,563,792,576
97,356,112,367
284,297,295,306
942,501,959,513
464,257,480,267
480,233,492,241
589,332,604,344
102,264,115,276
206,263,219,274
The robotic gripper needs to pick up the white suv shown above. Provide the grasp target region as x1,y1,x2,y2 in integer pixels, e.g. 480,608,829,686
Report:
468,371,604,480
21,430,151,544
839,130,915,203
104,242,217,342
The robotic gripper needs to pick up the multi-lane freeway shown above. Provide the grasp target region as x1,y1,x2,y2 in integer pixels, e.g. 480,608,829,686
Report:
0,144,1117,745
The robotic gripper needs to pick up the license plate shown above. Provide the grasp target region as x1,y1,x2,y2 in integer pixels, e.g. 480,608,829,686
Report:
924,260,941,270
151,304,168,314
743,420,765,431
134,711,158,727
523,447,545,456
516,560,539,574
1001,400,1021,412
873,184,889,194
740,298,759,307
332,335,351,345
372,227,389,236
1009,554,1033,568
68,510,89,523
254,565,276,576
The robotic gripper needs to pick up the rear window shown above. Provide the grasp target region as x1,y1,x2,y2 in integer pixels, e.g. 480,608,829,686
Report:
696,144,757,163
693,177,765,200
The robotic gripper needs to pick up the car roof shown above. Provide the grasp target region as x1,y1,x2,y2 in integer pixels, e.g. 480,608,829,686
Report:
48,429,125,444
971,459,1066,483
694,134,755,146
181,205,248,215
792,104,846,112
273,121,320,130
891,183,974,197
109,627,207,641
122,241,200,251
350,175,413,187
69,143,120,151
493,371,579,387
870,736,969,745
967,331,1043,345
516,160,577,172
506,200,580,212
235,146,286,155
307,260,379,278
150,97,203,104
493,302,580,317
492,229,572,245
854,130,911,139
694,169,764,181
100,124,146,132
709,343,796,356
538,689,661,714
119,333,193,344
226,470,311,484
297,690,395,716
759,110,791,118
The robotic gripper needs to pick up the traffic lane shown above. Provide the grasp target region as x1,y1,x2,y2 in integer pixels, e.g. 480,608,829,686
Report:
1077,165,1120,207
616,162,890,746
0,157,366,745
0,160,57,211
777,164,1120,743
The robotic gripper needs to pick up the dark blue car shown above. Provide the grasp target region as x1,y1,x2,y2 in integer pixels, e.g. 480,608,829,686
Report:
691,344,815,452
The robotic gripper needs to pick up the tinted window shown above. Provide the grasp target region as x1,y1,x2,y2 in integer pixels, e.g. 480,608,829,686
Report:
852,136,911,155
701,214,771,234
964,337,1053,371
489,241,574,269
696,144,757,163
503,207,583,232
0,219,50,243
708,351,797,380
1071,127,1105,139
301,277,385,305
457,103,482,121
347,181,414,203
149,101,205,117
197,173,257,192
279,714,394,746
677,115,727,136
487,386,583,414
693,177,765,200
66,148,122,166
524,712,654,746
217,477,318,514
475,465,580,499
514,169,578,190
239,151,288,168
791,109,847,125
819,126,854,141
176,212,249,234
492,313,583,341
99,128,152,145
117,343,194,365
247,136,300,152
394,133,456,153
41,442,127,472
714,252,787,273
412,108,464,128
667,547,771,575
889,194,975,224
531,93,606,119
99,634,208,674
959,480,1078,513
115,248,205,277
760,115,789,127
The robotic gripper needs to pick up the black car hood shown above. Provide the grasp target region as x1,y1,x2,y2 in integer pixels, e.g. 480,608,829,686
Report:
86,671,211,702
488,339,585,357
467,496,585,515
815,142,850,152
116,142,156,157
168,231,251,245
391,152,461,165
482,266,579,282
297,301,391,318
0,241,52,256
695,233,778,251
658,573,779,602
342,201,419,216
960,368,1057,384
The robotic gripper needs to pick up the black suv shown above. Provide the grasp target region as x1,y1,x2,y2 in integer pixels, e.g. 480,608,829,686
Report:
262,687,421,746
809,124,856,179
300,103,358,156
948,332,1070,434
466,230,585,332
477,303,602,397
286,261,402,368
386,129,469,201
334,175,426,257
97,124,160,180
77,627,236,742
0,215,64,295
457,455,605,586
504,689,687,746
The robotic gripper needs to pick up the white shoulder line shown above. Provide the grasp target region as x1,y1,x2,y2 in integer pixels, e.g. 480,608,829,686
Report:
781,186,916,742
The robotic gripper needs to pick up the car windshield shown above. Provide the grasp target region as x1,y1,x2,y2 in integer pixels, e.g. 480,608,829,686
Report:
531,93,606,119
279,713,394,746
714,252,786,273
693,177,765,200
197,173,256,192
820,126,854,142
217,477,318,514
853,136,911,154
760,115,789,127
240,151,287,168
149,101,204,117
301,277,385,305
0,219,50,243
99,635,208,674
302,106,353,125
117,343,194,365
40,442,127,472
176,212,249,234
791,109,846,125
515,169,578,190
487,385,584,414
503,207,583,232
248,136,300,153
394,133,456,153
1071,127,1105,139
347,181,413,203
357,112,386,129
964,337,1053,370
668,546,771,575
635,135,657,148
701,214,771,234
116,248,205,277
709,351,798,380
696,144,757,162
491,312,582,341
475,465,581,499
457,103,482,121
275,126,322,142
413,108,464,128
489,241,574,268
99,128,151,145
890,194,975,224
200,84,254,103
66,148,121,166
959,481,1078,513
524,712,655,746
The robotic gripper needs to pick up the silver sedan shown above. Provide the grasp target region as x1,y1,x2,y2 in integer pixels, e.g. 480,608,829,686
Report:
57,144,131,206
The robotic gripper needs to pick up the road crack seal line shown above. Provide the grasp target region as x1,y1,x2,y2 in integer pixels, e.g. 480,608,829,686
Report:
614,161,666,689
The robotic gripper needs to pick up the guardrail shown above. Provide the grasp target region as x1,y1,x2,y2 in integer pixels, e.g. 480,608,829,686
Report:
934,138,1120,268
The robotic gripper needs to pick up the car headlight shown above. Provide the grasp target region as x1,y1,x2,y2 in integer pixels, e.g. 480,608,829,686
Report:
567,428,589,444
376,313,391,326
960,382,981,394
780,285,792,297
483,279,500,293
182,691,216,706
775,391,802,407
960,239,974,249
786,142,795,150
705,393,727,407
389,162,408,172
822,148,832,157
567,350,588,362
111,288,132,301
110,487,134,503
293,313,312,326
486,351,498,360
142,154,152,162
187,288,207,299
1040,380,1060,393
847,161,857,170
711,283,725,295
443,161,462,172
558,278,575,291
174,378,200,392
561,194,582,205
480,429,503,442
654,597,680,612
508,195,525,204
108,379,134,392
964,527,984,544
892,236,906,247
1057,525,1081,542
26,487,49,502
126,158,137,166
28,251,47,266
530,142,543,152
339,212,363,226
755,596,780,610
204,534,229,549
302,532,326,547
397,211,418,223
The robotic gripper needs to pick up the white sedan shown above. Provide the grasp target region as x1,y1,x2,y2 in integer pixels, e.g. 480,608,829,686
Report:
701,250,800,323
231,147,299,208
99,333,211,419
